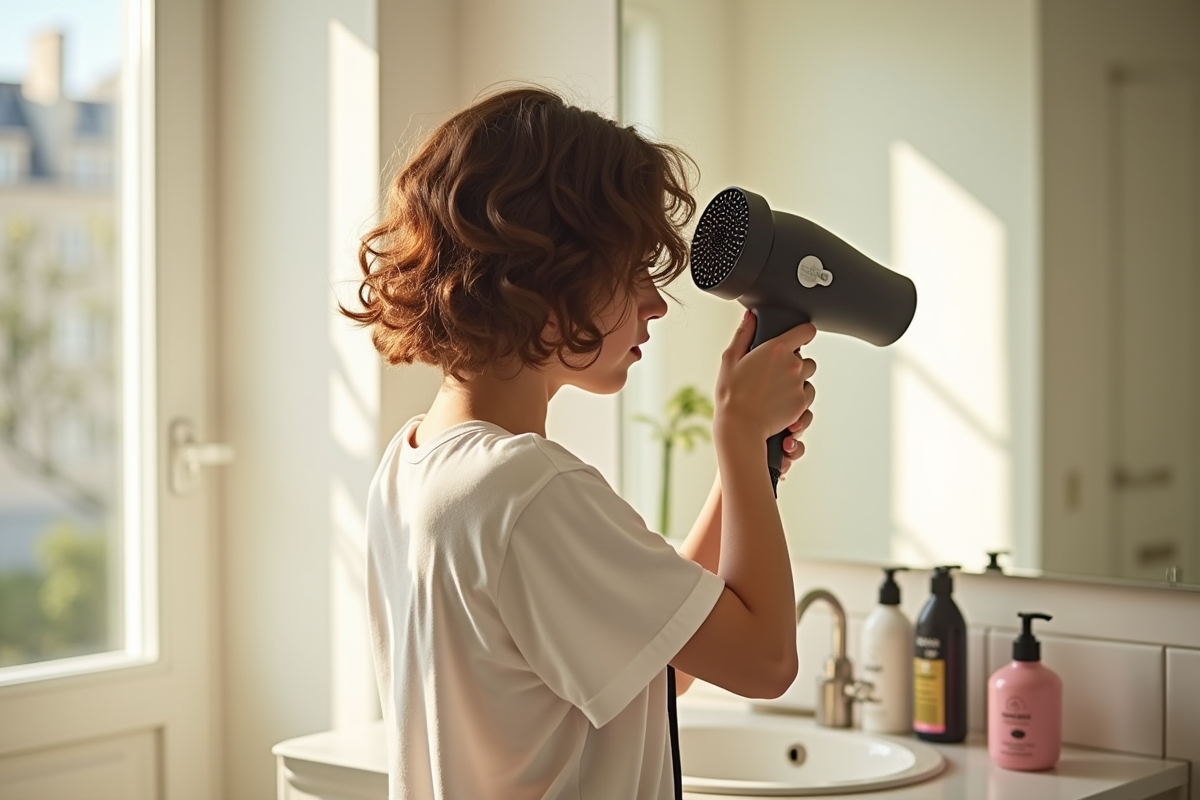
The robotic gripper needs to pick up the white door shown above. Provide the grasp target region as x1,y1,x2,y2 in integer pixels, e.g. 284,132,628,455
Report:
1110,66,1199,583
0,1,220,798
1041,0,1200,585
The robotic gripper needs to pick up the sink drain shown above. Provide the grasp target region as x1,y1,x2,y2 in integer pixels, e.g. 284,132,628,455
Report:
786,743,807,767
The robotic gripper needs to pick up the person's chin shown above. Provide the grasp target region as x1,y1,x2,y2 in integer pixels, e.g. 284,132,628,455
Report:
598,376,628,394
589,370,629,395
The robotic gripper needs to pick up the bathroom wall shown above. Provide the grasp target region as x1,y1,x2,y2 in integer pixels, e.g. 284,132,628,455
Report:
217,1,379,798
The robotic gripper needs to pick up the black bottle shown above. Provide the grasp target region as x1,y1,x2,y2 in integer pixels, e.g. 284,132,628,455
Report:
913,566,967,743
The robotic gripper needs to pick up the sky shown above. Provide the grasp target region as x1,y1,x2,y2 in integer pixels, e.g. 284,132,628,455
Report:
0,0,123,98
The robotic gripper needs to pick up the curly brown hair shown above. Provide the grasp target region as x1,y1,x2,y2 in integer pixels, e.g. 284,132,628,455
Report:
341,86,697,378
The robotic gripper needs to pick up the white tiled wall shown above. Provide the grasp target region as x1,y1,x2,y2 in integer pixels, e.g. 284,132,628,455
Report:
1167,648,1200,800
967,626,986,733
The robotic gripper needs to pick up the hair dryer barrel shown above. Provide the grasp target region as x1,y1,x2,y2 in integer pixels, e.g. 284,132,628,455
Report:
691,187,917,346
689,187,918,490
747,211,917,346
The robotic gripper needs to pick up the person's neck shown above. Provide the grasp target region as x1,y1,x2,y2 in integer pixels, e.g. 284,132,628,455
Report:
417,366,557,443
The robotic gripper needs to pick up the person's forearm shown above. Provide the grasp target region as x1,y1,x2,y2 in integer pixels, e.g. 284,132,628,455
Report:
678,472,722,572
713,429,796,664
675,473,722,694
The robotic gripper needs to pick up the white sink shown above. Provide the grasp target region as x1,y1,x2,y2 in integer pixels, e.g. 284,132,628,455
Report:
679,707,946,796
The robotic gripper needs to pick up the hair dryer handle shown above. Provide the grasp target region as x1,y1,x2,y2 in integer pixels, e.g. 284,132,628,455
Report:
748,306,811,497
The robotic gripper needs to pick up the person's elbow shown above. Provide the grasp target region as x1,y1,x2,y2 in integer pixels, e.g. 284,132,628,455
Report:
672,590,799,699
744,642,798,699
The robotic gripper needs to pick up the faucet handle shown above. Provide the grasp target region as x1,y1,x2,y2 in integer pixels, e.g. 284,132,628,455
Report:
846,679,877,704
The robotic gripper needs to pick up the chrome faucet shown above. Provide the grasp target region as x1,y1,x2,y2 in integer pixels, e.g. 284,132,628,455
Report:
796,589,874,728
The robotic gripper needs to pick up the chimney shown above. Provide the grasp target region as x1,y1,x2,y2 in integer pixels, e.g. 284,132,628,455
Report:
23,30,65,105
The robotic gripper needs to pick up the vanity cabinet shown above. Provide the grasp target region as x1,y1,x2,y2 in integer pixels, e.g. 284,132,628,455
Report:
274,723,386,800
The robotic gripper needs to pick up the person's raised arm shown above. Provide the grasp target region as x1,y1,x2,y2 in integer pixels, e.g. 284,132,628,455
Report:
677,414,812,574
676,476,723,573
670,311,816,699
674,406,812,695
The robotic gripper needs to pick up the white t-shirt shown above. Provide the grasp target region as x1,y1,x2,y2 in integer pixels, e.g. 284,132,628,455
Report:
366,417,725,800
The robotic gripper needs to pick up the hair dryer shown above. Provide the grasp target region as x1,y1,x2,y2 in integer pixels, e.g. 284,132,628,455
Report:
689,186,918,492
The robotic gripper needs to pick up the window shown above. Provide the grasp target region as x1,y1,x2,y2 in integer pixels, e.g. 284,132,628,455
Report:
59,219,86,267
0,0,146,678
70,148,113,189
0,142,24,185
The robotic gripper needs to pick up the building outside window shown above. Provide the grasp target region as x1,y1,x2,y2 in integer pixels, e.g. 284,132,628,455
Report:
0,7,124,672
0,141,26,185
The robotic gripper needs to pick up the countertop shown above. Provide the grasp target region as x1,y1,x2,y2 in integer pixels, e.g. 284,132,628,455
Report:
675,686,1188,799
273,691,1188,800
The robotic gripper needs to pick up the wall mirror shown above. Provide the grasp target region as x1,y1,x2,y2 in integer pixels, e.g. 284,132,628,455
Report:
616,0,1200,591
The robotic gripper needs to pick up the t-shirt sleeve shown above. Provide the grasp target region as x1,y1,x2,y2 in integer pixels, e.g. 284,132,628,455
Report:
496,467,725,729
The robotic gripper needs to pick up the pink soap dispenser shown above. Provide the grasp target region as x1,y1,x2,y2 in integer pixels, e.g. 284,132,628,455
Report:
988,612,1062,770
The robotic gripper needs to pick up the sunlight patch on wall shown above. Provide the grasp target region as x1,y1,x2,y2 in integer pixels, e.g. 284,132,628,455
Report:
890,141,1011,569
620,6,663,138
618,6,665,525
329,18,381,727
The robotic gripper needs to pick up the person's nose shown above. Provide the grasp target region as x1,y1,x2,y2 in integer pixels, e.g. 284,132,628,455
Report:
639,282,668,321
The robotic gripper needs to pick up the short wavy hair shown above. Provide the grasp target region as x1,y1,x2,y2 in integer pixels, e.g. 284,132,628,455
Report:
342,86,697,378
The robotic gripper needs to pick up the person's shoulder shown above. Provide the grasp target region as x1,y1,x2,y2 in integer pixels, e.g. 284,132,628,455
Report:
526,435,603,482
423,423,595,492
390,419,608,506
459,430,610,503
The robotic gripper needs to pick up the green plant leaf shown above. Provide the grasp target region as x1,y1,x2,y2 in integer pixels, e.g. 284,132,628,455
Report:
631,413,666,440
666,385,715,425
676,423,713,451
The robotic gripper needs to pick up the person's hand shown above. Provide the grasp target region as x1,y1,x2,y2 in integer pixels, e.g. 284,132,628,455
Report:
778,406,814,481
714,310,817,447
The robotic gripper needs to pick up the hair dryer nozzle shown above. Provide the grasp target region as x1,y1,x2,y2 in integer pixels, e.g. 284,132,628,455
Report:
690,187,774,300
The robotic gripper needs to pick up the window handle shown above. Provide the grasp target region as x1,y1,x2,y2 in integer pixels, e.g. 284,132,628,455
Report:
169,418,235,495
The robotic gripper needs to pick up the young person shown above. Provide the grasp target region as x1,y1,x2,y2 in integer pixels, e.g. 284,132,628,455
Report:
343,86,817,800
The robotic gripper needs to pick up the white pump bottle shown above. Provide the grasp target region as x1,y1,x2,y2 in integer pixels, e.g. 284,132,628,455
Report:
860,567,914,734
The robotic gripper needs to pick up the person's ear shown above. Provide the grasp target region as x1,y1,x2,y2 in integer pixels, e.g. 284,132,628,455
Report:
540,310,561,347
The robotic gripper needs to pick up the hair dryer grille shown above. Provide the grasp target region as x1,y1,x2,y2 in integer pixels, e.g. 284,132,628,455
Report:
690,187,750,290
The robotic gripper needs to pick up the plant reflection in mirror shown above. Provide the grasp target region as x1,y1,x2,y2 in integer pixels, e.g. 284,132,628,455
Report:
633,385,714,536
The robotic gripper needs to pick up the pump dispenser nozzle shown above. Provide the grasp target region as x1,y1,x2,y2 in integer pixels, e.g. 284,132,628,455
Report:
930,565,960,596
1013,612,1052,662
985,551,1009,573
879,567,908,605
